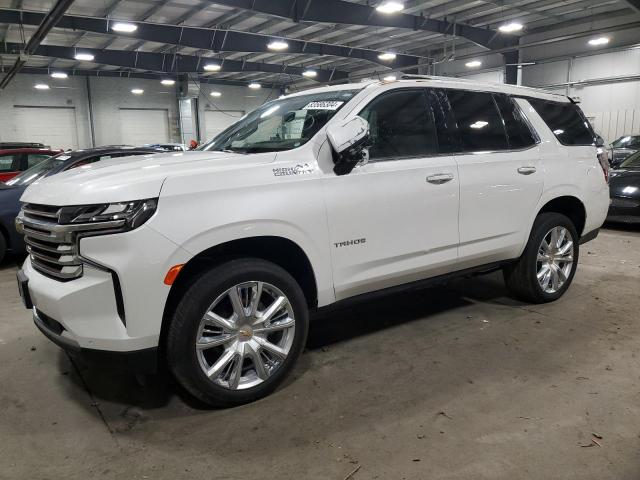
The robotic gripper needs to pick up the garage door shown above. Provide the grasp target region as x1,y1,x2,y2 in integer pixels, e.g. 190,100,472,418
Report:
204,110,244,141
13,106,79,150
119,108,170,146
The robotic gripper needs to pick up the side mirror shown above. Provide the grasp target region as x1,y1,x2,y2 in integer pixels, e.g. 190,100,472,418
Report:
326,116,370,176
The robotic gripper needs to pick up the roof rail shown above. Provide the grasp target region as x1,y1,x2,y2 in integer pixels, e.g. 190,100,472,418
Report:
399,74,433,80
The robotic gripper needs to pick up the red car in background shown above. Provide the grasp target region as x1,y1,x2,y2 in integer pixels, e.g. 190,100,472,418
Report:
0,148,61,182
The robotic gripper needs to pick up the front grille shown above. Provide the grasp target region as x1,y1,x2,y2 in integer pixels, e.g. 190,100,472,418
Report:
22,203,83,281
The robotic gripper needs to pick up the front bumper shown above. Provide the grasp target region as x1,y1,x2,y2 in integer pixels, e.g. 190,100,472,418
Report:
20,223,191,360
32,308,158,373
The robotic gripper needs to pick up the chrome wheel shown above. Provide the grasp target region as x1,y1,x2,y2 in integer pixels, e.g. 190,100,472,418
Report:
536,226,574,294
195,281,296,390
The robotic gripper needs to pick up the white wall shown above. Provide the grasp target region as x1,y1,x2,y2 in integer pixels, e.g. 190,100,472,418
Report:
0,74,274,148
0,74,92,148
89,76,180,146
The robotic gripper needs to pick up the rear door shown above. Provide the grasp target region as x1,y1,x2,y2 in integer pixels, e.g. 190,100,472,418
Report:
323,88,460,300
444,89,543,266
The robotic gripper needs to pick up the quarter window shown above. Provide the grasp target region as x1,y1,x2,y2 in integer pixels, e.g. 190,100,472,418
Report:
527,98,594,146
493,94,537,149
26,154,51,168
446,90,508,151
359,89,438,160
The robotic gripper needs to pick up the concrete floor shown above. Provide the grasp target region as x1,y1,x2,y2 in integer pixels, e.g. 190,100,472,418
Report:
1,225,640,480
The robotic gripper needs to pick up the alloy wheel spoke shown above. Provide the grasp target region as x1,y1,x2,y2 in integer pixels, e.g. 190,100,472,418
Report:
246,343,269,380
255,296,287,326
254,316,295,334
197,333,235,350
537,263,550,280
537,252,548,262
550,228,559,249
206,348,236,379
203,311,235,331
558,240,573,255
540,238,551,254
254,336,288,359
556,228,566,248
228,286,246,321
228,352,244,390
247,281,263,317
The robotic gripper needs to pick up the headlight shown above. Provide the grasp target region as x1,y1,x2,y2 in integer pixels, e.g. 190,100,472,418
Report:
58,198,157,231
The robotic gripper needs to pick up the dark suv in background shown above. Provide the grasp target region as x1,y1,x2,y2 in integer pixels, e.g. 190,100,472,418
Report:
610,135,640,168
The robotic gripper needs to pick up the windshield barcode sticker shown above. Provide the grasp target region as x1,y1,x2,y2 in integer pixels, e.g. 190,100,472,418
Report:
303,101,344,111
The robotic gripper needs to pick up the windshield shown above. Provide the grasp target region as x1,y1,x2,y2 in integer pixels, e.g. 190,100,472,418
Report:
619,151,640,168
5,153,68,187
198,89,360,153
611,135,640,149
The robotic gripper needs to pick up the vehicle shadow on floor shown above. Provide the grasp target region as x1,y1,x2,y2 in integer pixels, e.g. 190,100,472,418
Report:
59,274,512,413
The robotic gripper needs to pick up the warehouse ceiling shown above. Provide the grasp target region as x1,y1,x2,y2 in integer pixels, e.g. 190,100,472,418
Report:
0,0,639,89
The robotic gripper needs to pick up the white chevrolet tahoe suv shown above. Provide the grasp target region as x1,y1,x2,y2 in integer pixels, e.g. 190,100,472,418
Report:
16,77,609,407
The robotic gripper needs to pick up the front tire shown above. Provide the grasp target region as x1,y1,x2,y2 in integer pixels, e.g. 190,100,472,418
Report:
166,258,309,407
0,233,6,264
503,212,579,303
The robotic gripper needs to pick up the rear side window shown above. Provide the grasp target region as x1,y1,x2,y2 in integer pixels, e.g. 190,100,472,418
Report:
493,95,537,149
446,90,508,151
0,154,18,172
359,89,438,160
527,99,594,146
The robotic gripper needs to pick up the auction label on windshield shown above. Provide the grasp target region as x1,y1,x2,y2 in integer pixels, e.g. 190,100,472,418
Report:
303,101,344,110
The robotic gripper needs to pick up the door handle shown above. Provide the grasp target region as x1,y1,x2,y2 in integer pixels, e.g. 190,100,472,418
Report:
426,173,454,185
517,166,537,175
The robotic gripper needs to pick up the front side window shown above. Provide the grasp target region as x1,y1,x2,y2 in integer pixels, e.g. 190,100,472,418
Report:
493,94,537,149
527,99,595,146
199,89,360,153
359,89,437,160
446,90,508,151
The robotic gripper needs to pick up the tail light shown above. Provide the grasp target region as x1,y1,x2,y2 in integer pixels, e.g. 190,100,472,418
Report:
596,146,609,184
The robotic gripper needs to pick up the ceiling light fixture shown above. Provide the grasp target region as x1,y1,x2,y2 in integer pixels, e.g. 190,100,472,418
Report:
203,63,221,71
465,60,482,67
160,79,175,85
248,83,262,89
131,88,144,94
34,84,50,90
383,75,397,81
376,1,404,14
498,22,523,33
378,52,397,61
267,40,289,51
50,72,68,79
74,52,94,61
588,36,610,46
210,91,222,97
111,22,138,33
302,69,317,78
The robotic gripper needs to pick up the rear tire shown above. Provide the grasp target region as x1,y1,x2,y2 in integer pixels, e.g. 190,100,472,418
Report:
166,258,309,407
503,212,579,303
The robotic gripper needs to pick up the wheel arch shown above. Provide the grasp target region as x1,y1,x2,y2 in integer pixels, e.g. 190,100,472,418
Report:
537,195,586,236
159,235,318,358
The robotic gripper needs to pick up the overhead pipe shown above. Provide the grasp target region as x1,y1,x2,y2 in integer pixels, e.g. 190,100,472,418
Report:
0,0,75,89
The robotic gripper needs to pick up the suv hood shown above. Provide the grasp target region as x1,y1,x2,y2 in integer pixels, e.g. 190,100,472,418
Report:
21,151,276,205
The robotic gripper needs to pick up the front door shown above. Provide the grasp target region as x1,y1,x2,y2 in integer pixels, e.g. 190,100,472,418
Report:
322,88,460,300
